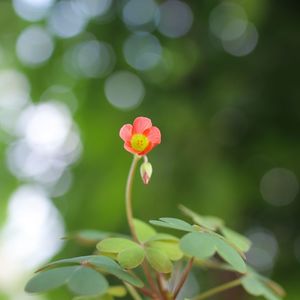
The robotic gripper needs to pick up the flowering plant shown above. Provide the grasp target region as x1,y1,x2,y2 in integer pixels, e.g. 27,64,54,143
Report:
25,117,285,300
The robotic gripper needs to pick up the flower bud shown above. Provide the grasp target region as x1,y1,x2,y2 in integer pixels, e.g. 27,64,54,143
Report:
140,162,153,184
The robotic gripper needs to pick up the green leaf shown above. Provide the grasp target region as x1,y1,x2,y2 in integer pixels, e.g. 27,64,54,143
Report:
215,238,247,273
146,233,179,242
25,266,78,293
133,219,156,243
145,247,173,273
68,267,108,296
179,205,224,231
148,240,183,261
179,232,246,273
107,286,127,297
37,255,143,288
149,218,194,232
117,247,145,269
97,238,138,253
180,232,217,259
241,274,281,300
71,230,112,245
221,227,251,253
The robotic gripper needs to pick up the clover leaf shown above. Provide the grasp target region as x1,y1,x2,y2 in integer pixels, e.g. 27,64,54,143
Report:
180,232,247,273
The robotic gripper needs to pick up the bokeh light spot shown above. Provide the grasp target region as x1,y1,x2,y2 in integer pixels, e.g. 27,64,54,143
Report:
104,71,145,110
158,0,193,38
222,22,259,56
16,25,54,67
123,33,162,71
246,227,278,272
13,0,54,22
260,167,299,206
48,1,87,38
122,0,158,31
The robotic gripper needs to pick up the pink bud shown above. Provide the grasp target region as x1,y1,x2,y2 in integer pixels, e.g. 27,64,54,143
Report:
140,162,153,185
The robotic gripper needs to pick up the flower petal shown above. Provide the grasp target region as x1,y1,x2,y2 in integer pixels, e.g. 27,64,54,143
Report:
139,143,154,156
133,117,152,134
144,126,161,144
124,142,140,155
119,124,133,142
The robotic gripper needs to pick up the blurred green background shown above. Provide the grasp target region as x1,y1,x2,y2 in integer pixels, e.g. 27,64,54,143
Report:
0,0,299,299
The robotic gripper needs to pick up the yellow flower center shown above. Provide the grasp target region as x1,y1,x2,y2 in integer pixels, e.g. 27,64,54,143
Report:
131,134,149,152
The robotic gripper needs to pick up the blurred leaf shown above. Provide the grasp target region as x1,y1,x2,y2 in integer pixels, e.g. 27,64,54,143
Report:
37,255,143,288
180,232,246,273
221,227,251,252
117,247,145,269
145,247,173,273
146,233,179,242
68,267,108,296
133,219,156,243
241,273,284,300
26,266,109,296
107,286,127,297
149,218,194,232
179,205,224,231
97,238,138,253
216,237,247,273
69,230,114,245
26,266,78,293
148,240,183,261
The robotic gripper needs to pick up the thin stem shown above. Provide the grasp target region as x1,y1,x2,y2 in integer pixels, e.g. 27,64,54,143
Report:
173,258,194,299
125,155,161,299
156,272,168,300
124,282,143,300
125,155,141,242
192,278,242,300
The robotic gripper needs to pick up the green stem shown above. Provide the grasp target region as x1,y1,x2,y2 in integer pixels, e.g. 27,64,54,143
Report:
125,155,141,242
125,155,161,300
192,278,242,300
124,282,143,300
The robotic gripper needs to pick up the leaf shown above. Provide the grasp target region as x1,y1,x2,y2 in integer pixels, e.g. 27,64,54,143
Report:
68,267,109,296
117,247,145,269
179,205,224,231
179,232,246,273
133,219,156,243
71,230,112,245
37,255,143,288
97,238,138,253
148,240,183,261
215,238,247,273
221,227,251,253
241,274,282,300
107,286,127,297
180,232,217,259
25,266,78,293
149,218,194,232
146,233,179,242
145,247,173,273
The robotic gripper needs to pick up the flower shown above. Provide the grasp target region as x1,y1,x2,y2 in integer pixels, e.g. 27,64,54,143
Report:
119,116,161,156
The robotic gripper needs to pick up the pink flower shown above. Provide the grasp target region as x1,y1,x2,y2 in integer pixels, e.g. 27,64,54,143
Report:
119,117,161,156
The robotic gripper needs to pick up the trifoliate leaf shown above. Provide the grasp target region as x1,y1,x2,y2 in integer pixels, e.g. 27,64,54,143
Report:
180,232,246,273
